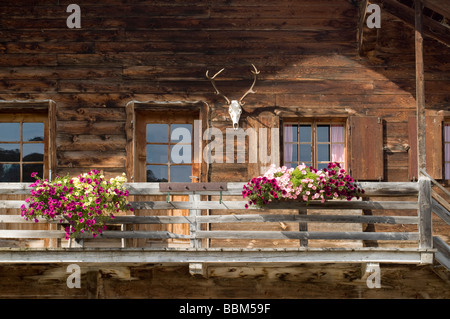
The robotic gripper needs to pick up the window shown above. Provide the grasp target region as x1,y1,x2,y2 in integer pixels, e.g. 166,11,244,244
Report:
0,114,47,182
133,109,200,184
146,123,193,183
445,122,450,180
283,120,345,170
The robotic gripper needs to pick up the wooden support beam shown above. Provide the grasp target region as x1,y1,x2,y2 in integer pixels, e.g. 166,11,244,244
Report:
415,0,427,176
418,176,433,249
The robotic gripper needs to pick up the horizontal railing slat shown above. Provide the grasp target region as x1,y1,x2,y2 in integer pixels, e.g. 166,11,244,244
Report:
131,200,418,210
0,214,420,225
1,200,418,210
196,231,419,241
0,230,191,240
0,182,420,197
0,229,418,241
0,230,65,239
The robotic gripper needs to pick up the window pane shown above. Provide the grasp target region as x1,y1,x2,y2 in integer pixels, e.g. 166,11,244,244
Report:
170,165,192,182
170,124,192,143
0,164,20,182
317,163,328,170
170,144,192,164
0,144,20,162
331,125,345,143
317,144,330,161
284,144,298,163
147,145,168,164
23,144,44,162
299,144,312,162
446,163,450,180
146,165,168,182
0,123,20,142
147,124,168,143
317,125,330,142
23,123,44,142
299,125,311,142
284,125,298,142
23,164,43,182
331,144,345,163
445,144,450,162
445,124,450,142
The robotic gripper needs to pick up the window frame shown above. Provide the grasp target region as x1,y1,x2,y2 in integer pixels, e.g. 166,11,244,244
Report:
0,112,49,182
145,122,194,183
282,118,347,170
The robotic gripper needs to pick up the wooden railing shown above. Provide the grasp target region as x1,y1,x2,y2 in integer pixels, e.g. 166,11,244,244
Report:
420,169,450,270
0,178,437,265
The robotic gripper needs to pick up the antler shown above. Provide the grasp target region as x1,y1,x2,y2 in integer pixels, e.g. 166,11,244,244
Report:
238,64,260,106
206,68,230,105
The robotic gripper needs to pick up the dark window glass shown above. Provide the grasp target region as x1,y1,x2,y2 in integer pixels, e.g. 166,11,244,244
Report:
23,144,44,162
0,120,46,182
146,165,168,182
317,125,330,142
147,145,169,164
23,123,44,142
23,164,43,182
147,124,168,143
0,164,20,182
0,144,20,162
170,165,192,182
0,123,20,142
299,125,311,142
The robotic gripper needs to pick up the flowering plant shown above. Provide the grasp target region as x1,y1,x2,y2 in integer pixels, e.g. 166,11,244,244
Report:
20,170,134,239
242,162,364,209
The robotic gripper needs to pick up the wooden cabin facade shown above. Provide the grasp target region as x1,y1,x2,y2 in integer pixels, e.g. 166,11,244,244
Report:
0,0,449,299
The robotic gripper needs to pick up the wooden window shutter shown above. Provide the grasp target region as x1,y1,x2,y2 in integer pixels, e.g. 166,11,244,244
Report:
408,116,443,180
349,116,384,180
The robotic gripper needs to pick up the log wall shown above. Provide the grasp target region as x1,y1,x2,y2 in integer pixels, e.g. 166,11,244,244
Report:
0,0,448,181
0,263,448,299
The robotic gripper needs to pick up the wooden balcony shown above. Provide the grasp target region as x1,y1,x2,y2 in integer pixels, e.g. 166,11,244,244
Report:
0,177,448,270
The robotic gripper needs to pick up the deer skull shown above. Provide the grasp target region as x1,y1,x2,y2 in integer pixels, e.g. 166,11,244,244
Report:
228,100,242,130
206,64,259,130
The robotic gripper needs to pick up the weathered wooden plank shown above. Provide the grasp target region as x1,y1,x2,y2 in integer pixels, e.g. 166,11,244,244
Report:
432,199,450,225
418,176,433,249
196,231,419,241
0,214,419,225
195,214,419,225
0,230,65,239
124,182,419,196
95,231,191,240
129,200,418,210
0,182,421,197
0,229,191,240
0,247,429,265
0,184,30,195
433,236,450,270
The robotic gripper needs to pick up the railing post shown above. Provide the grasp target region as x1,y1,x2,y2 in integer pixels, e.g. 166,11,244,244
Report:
298,208,308,247
189,194,201,248
418,176,432,249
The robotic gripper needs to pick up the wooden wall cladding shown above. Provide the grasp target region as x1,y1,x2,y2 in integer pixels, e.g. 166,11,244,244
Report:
0,0,448,180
